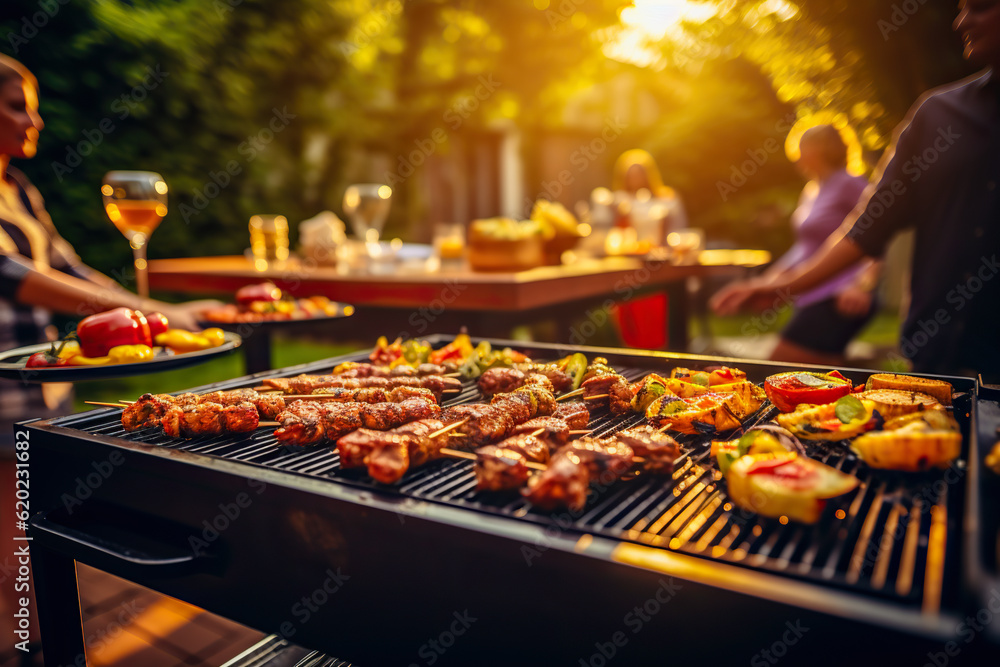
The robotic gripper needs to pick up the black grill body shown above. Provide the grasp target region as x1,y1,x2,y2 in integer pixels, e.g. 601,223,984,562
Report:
24,337,996,665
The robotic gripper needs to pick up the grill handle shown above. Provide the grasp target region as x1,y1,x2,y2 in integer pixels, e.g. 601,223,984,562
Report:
28,511,209,579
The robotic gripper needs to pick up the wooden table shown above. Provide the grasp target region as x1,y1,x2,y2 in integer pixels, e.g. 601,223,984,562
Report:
149,252,767,372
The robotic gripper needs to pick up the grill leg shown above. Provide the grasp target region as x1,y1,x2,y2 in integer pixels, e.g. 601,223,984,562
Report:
30,546,87,665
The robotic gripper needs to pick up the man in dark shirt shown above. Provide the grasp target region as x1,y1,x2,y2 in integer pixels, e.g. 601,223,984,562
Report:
712,0,1000,378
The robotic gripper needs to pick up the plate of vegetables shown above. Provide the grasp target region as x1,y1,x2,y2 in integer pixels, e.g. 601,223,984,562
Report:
197,282,354,327
0,307,241,382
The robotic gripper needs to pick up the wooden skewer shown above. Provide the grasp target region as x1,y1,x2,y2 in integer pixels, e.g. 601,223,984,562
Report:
439,447,476,461
430,419,469,438
439,447,546,471
444,372,462,378
85,401,128,408
260,421,279,427
557,388,585,401
569,430,591,435
584,394,609,401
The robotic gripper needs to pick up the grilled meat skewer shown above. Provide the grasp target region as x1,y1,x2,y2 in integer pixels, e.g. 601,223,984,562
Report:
273,397,440,446
122,390,285,433
309,386,437,404
524,438,635,511
332,362,449,379
263,374,461,399
477,367,572,397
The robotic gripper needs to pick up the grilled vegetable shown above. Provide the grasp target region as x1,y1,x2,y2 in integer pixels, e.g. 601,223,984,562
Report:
865,373,953,407
647,392,741,435
726,452,859,524
77,308,152,357
631,375,670,412
712,426,806,476
776,396,880,441
764,370,852,413
63,344,155,366
855,389,942,421
670,366,746,386
154,329,226,353
851,410,961,471
562,353,588,391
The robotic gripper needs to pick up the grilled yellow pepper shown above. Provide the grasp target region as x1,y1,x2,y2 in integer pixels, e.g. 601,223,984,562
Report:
154,328,226,353
66,344,154,366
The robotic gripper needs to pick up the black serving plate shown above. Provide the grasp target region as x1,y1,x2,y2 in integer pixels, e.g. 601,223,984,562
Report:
0,331,241,383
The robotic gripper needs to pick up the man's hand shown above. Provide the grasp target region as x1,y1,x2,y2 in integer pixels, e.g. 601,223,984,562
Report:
835,286,873,318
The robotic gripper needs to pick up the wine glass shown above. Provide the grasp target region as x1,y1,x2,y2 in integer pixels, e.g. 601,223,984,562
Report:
102,171,167,298
342,184,392,250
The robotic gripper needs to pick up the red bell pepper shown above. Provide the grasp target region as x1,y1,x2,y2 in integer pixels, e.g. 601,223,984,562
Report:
77,308,152,357
145,311,170,338
763,371,852,413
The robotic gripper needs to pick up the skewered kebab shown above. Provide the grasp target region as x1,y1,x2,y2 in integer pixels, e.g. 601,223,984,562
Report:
122,390,288,434
477,366,575,397
441,385,557,446
338,419,454,483
274,397,440,446
552,401,590,430
474,425,681,495
525,438,635,511
262,374,462,400
329,361,450,379
308,386,438,404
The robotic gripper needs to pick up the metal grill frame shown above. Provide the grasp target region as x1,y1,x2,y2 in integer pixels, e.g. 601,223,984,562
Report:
24,335,989,664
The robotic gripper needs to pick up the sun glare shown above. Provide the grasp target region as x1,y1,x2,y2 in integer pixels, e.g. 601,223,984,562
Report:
606,0,717,67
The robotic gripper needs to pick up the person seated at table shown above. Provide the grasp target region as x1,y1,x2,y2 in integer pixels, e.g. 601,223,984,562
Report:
611,148,689,241
0,54,217,434
721,124,880,366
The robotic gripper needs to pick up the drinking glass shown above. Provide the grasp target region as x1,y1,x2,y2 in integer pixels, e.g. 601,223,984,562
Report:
342,184,392,245
249,214,289,270
102,171,167,298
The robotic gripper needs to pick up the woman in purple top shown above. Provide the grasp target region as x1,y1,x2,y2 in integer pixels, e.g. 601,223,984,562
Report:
751,125,880,365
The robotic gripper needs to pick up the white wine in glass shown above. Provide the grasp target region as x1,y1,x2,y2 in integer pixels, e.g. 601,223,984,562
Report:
102,171,168,298
342,184,392,243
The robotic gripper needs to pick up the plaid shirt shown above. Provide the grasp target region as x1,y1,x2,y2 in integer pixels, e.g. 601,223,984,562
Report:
0,167,80,448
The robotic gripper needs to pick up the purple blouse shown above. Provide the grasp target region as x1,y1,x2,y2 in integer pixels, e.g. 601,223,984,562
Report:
775,169,868,307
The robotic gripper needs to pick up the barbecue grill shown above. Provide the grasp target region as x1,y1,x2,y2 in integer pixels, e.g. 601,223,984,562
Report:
23,336,999,665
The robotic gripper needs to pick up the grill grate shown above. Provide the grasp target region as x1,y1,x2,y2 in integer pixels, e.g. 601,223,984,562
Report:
59,358,965,614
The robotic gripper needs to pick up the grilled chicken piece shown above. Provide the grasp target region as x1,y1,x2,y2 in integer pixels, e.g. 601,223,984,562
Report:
553,402,590,430
518,364,573,393
582,374,629,410
609,379,636,415
160,401,259,439
364,419,448,484
122,393,175,430
275,402,328,445
559,438,634,483
614,425,681,474
523,453,592,511
511,417,571,448
497,433,550,464
478,368,527,397
475,446,531,491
